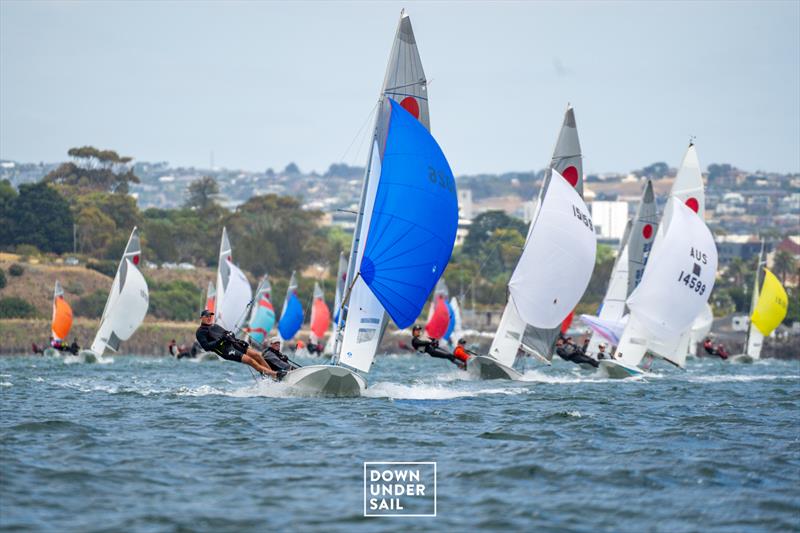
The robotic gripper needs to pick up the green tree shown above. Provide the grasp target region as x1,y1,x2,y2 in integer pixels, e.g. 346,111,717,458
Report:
0,297,38,318
75,206,116,255
0,268,5,289
462,210,527,258
73,290,108,318
44,146,139,194
185,176,220,211
7,182,74,254
0,179,17,248
772,250,797,284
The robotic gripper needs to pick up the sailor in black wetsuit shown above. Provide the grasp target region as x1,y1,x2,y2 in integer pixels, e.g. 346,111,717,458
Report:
555,337,599,368
262,337,298,372
411,325,464,369
195,310,280,378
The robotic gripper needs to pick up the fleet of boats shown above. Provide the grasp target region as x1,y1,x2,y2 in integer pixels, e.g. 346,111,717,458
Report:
33,10,790,395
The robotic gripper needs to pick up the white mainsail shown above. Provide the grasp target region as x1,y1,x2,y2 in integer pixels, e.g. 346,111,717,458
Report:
335,11,432,374
744,243,766,359
687,303,714,357
615,198,717,368
89,227,149,355
214,227,253,332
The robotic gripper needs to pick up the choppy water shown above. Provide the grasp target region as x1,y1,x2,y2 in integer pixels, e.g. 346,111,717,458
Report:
1,354,798,532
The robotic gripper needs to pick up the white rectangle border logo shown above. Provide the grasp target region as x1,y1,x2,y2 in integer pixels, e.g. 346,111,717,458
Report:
363,461,437,517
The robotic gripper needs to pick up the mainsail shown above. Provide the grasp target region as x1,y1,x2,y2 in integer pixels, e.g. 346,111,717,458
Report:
245,275,275,345
627,180,659,294
89,227,149,355
425,279,450,339
51,280,73,342
278,272,303,341
214,227,252,332
335,11,457,374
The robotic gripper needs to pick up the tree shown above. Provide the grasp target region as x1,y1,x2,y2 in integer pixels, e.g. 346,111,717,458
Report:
185,176,220,211
725,257,749,287
0,179,18,248
7,182,74,254
75,206,116,255
0,297,38,318
462,210,528,257
772,250,797,284
284,162,301,175
43,146,140,194
639,162,669,179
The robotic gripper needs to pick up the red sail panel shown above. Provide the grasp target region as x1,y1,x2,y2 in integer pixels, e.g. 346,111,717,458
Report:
310,298,331,339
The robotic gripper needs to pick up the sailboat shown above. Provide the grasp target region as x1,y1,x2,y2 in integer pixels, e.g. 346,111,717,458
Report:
78,228,149,362
732,244,788,363
324,252,348,355
214,227,253,332
599,143,715,378
309,282,331,347
686,303,713,358
277,271,303,342
43,280,73,357
205,281,216,313
425,280,451,340
470,106,597,379
243,275,275,347
582,180,658,353
444,295,463,348
281,10,458,396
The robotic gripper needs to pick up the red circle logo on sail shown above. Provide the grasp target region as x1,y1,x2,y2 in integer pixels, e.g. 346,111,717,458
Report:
132,254,140,265
685,197,699,213
400,97,420,119
642,224,653,239
561,166,579,187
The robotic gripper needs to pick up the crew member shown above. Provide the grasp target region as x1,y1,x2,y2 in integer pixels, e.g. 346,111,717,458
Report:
452,338,470,369
68,338,80,355
411,325,464,369
596,343,609,360
195,310,280,378
263,337,297,372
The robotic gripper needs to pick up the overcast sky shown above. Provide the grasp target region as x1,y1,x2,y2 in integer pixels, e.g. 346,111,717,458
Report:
1,1,798,175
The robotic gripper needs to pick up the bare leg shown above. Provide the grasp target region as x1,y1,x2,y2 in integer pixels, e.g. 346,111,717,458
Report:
242,354,276,377
246,347,270,369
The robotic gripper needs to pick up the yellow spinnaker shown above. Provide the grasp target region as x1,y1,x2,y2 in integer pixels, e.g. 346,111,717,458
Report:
751,268,788,336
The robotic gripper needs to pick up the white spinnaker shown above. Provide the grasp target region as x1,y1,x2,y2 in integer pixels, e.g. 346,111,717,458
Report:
616,198,717,367
90,228,149,355
508,171,597,329
217,259,252,331
488,297,528,367
338,142,384,373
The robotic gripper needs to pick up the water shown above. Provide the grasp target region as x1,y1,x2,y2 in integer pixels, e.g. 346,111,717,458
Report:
1,354,798,532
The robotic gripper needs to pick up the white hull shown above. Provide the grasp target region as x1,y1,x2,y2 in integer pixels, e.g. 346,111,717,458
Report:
598,359,645,379
468,355,523,381
75,349,101,363
43,348,62,357
729,354,755,364
281,365,366,397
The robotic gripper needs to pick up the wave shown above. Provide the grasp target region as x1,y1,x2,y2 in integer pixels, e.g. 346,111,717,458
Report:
685,374,798,383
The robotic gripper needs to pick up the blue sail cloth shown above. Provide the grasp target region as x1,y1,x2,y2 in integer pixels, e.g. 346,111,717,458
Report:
248,303,275,345
278,293,303,340
360,99,458,329
444,300,456,341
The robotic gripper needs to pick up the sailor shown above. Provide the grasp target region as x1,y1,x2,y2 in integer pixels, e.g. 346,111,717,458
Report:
411,325,464,369
596,343,609,360
263,337,297,372
703,337,715,356
452,338,470,369
195,310,281,378
555,337,599,368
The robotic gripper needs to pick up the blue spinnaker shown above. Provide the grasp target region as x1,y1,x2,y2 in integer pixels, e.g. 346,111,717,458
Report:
444,300,456,341
278,293,303,340
360,99,458,328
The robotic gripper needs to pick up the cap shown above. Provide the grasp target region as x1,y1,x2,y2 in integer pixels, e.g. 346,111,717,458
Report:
598,343,607,349
458,338,466,345
200,310,214,318
412,325,422,331
269,336,281,344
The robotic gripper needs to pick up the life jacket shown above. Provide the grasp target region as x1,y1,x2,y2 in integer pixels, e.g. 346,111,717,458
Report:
453,345,469,363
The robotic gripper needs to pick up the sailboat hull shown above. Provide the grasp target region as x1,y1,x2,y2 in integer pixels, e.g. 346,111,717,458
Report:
598,359,645,379
75,349,101,363
468,355,523,380
729,354,755,364
282,365,366,397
